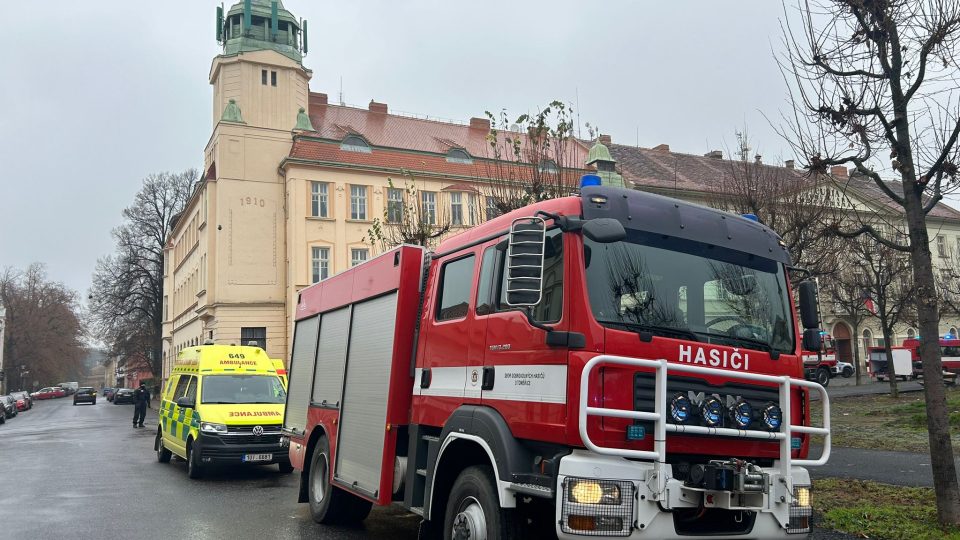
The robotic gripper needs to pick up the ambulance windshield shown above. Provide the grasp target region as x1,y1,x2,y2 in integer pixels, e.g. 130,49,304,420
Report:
201,374,287,404
584,230,794,354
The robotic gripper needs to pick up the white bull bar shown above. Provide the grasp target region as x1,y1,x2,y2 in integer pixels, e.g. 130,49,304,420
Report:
578,355,830,496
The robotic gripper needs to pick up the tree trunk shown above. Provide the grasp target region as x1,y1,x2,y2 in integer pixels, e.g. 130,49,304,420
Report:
852,320,862,386
904,185,960,525
882,327,899,398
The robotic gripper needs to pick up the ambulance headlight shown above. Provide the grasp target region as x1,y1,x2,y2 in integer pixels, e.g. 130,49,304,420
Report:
761,403,783,431
669,393,692,424
200,422,227,434
729,399,753,429
700,396,724,427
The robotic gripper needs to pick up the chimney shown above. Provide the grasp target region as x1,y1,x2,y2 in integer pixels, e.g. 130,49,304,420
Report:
652,143,670,153
309,92,328,106
830,165,848,177
785,159,795,169
755,154,763,164
469,117,490,131
704,150,723,159
368,100,388,114
599,134,612,145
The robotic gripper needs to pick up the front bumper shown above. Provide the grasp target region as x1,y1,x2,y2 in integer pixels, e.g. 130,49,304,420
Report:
74,396,96,403
194,432,290,466
556,451,812,539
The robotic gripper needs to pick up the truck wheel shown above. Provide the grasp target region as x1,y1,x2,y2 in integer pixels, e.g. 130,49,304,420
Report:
444,465,519,540
156,429,172,463
816,367,831,387
308,436,372,524
187,439,204,479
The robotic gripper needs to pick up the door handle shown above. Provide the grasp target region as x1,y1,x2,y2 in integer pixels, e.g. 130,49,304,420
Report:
481,366,495,391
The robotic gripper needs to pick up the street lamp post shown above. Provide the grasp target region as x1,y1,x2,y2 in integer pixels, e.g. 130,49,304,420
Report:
0,305,6,395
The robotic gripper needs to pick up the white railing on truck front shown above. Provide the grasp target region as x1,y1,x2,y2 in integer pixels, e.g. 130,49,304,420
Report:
578,355,830,494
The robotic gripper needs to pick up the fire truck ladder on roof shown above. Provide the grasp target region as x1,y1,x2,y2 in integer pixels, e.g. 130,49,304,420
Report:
578,355,831,497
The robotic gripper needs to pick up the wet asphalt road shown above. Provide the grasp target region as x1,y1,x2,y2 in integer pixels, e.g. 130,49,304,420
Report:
0,396,419,539
0,396,854,539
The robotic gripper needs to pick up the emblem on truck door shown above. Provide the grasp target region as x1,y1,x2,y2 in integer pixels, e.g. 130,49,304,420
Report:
470,369,479,386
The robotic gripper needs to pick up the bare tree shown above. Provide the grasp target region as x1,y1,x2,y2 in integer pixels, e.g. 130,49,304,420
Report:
481,101,582,216
0,264,85,391
779,1,960,523
365,174,454,251
88,170,197,379
850,236,913,397
825,254,873,385
713,130,842,281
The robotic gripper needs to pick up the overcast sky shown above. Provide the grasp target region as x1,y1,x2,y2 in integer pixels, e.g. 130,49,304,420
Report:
0,1,861,298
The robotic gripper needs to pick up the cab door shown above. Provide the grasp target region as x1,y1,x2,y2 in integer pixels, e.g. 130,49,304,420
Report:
481,228,568,443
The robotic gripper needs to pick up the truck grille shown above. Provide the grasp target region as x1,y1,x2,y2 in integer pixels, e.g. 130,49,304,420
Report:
633,372,781,430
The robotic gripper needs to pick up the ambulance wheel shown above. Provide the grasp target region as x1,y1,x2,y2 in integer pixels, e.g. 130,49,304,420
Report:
156,430,172,463
444,465,519,540
308,436,372,524
278,462,294,474
816,367,831,387
187,439,204,479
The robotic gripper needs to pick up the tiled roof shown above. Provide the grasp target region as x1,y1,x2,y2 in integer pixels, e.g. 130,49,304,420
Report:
287,137,586,184
304,101,589,164
608,143,960,221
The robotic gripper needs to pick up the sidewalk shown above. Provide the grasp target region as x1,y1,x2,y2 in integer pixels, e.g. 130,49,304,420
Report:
814,376,924,400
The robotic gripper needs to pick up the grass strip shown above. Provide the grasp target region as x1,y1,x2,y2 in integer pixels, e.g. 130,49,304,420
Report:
815,478,960,540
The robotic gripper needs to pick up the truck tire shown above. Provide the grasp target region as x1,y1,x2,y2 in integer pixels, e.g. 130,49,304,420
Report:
308,436,371,524
444,465,520,540
187,439,204,479
816,366,830,387
156,429,172,463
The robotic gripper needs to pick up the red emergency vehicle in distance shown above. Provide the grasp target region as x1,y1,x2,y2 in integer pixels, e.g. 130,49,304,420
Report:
801,333,838,386
901,336,960,375
281,184,831,539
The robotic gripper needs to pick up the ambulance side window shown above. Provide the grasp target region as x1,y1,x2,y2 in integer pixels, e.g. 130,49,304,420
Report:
184,377,198,402
172,376,190,401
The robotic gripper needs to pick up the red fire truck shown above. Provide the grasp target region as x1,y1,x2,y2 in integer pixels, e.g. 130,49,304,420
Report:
901,337,960,376
801,333,838,386
281,184,830,539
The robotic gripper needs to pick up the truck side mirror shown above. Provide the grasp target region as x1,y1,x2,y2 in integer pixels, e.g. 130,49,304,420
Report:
505,217,546,307
797,280,820,330
802,328,822,352
582,218,626,244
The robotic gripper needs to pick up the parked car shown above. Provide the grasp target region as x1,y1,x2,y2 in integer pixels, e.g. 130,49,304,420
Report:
113,388,135,404
31,387,66,400
102,387,116,401
73,387,97,406
10,391,32,411
835,361,855,378
0,396,18,419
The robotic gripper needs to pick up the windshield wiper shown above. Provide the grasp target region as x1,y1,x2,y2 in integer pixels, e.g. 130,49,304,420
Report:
694,331,781,355
598,320,700,342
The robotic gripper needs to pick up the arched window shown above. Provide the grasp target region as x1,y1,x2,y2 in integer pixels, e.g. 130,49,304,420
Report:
446,148,473,164
862,329,873,349
907,328,917,339
341,135,371,153
951,327,958,339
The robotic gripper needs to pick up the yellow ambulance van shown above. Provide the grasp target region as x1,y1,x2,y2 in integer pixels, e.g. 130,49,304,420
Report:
154,343,292,479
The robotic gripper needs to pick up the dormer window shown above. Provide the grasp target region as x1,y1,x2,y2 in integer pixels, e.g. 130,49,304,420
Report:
538,159,558,174
341,135,371,153
446,148,473,165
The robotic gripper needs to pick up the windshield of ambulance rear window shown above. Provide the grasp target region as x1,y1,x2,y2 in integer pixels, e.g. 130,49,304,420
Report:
200,375,286,404
584,230,794,354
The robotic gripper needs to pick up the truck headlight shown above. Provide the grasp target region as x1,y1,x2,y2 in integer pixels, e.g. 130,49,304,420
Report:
762,403,783,431
200,422,227,434
669,392,692,424
729,399,753,429
700,396,724,427
568,479,621,505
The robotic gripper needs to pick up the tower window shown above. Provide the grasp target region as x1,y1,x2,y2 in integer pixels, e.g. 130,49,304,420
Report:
261,69,267,85
271,71,277,87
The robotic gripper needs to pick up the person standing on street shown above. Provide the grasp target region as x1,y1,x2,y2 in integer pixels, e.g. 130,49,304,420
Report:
133,382,150,428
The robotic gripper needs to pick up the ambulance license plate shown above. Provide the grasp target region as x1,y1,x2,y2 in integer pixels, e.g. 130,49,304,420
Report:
243,453,272,462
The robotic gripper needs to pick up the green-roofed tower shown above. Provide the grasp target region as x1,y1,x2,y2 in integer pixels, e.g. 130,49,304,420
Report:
218,0,308,64
586,139,625,188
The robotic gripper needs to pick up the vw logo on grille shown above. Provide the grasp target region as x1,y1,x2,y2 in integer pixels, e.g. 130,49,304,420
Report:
252,425,264,437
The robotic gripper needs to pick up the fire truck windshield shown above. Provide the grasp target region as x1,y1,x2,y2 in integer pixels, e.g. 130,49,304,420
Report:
584,229,795,354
